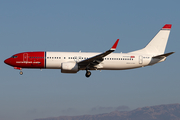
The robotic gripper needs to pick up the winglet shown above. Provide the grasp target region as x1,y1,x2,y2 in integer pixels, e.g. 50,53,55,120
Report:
162,24,172,30
110,39,119,50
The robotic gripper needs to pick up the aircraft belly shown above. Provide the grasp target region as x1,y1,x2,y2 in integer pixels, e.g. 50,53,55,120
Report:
102,61,139,70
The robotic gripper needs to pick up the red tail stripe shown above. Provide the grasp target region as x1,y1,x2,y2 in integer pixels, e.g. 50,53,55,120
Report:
162,24,172,29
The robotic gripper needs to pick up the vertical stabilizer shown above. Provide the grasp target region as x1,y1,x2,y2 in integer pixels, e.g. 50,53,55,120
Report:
130,24,172,55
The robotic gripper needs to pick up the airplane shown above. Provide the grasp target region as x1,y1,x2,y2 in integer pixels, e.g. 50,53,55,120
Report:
4,24,174,78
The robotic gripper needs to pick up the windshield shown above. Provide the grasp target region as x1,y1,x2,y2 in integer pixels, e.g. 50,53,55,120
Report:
11,55,18,58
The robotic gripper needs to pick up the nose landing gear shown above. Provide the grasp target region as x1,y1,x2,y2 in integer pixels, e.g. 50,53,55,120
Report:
14,67,23,75
19,71,23,75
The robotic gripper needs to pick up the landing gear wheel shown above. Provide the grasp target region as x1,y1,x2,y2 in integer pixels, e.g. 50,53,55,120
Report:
19,71,23,75
85,71,91,78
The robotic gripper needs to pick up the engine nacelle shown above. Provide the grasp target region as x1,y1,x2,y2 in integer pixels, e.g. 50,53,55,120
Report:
61,62,79,73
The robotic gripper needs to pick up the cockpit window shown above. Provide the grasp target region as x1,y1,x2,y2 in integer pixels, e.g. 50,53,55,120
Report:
11,56,18,58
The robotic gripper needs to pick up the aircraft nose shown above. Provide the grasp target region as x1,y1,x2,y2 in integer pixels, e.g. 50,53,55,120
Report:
4,58,11,65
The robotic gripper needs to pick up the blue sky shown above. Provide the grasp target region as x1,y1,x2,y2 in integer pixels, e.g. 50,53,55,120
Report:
1,1,180,120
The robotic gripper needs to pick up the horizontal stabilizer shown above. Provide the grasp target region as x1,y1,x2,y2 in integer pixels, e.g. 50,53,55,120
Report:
152,52,174,59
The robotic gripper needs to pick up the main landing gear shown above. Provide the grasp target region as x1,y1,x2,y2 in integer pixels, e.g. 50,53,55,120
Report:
85,70,91,78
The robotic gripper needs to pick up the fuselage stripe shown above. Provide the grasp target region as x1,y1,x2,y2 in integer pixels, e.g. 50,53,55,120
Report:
44,51,46,68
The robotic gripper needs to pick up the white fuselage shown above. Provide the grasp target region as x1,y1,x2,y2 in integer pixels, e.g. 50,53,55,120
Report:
45,52,158,70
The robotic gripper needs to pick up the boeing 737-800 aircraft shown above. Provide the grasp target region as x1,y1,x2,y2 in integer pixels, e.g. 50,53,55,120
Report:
4,24,174,77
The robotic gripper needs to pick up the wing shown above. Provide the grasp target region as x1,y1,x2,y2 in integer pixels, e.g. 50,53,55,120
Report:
78,39,119,70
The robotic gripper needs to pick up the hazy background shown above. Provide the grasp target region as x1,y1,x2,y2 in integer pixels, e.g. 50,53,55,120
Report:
0,1,179,120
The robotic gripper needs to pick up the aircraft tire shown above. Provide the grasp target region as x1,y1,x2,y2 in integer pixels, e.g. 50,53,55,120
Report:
85,71,91,78
19,71,23,75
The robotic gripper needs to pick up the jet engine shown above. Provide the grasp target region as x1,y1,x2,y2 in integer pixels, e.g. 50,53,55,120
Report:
61,62,79,73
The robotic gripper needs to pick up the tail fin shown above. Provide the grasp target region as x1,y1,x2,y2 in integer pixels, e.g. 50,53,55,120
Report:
130,24,172,55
